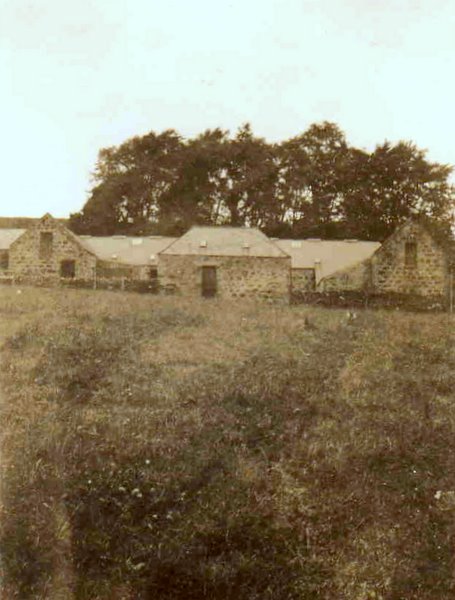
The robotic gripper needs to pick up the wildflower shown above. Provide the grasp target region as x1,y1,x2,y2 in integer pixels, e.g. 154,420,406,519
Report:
435,490,442,500
145,459,151,465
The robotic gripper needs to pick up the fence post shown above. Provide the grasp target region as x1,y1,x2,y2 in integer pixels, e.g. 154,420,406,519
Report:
93,270,97,290
121,276,125,292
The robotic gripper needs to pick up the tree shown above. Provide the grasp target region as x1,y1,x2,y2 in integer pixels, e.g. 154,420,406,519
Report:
70,130,183,235
70,122,454,241
341,141,454,240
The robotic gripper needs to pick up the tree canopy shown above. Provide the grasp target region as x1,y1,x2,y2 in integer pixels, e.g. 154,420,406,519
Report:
70,122,455,241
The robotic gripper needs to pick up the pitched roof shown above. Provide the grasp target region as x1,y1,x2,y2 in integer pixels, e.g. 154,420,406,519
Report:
0,217,68,229
275,239,381,282
160,226,289,258
79,235,177,265
0,229,26,250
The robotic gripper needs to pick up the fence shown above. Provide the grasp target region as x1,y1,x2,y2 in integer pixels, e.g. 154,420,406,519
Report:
291,290,449,312
0,273,172,295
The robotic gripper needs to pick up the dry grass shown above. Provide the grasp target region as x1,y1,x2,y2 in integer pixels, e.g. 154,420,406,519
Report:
1,286,455,599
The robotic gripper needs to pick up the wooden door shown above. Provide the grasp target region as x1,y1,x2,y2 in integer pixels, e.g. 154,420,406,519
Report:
201,266,217,297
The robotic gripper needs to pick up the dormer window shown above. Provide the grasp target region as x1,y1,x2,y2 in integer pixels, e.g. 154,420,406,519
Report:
199,240,207,248
405,241,417,267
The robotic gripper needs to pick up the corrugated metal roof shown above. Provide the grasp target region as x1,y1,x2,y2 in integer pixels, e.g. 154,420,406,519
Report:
0,229,26,250
79,235,177,264
276,239,381,282
160,226,289,258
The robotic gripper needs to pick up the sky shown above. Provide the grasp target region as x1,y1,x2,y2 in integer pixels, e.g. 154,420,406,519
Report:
1,0,455,218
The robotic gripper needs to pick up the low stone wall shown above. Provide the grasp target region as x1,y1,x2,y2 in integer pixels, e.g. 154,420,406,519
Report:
292,290,448,312
291,268,315,293
318,260,371,292
159,254,291,303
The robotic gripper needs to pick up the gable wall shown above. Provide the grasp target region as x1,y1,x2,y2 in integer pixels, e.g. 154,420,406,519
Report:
370,221,448,297
9,216,96,281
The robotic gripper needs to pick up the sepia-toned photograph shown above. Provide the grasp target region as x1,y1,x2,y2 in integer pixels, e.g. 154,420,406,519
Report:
1,1,454,598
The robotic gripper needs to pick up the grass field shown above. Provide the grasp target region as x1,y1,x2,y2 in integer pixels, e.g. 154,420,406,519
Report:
1,286,455,599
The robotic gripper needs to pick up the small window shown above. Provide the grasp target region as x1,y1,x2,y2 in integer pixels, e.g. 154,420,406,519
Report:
149,267,158,280
0,252,8,270
60,260,76,279
405,241,417,267
39,232,53,259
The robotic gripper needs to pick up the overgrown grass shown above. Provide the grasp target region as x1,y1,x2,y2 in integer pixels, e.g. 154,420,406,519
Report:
1,286,455,599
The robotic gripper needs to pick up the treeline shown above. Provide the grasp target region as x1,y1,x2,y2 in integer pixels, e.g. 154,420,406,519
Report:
70,122,454,241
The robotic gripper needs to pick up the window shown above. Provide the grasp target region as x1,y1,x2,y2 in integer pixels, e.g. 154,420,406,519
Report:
149,267,158,280
39,232,53,259
405,241,417,267
0,251,8,270
60,260,76,278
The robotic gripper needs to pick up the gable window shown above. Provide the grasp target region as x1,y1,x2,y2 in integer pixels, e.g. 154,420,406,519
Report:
405,241,417,267
40,232,53,259
60,260,76,279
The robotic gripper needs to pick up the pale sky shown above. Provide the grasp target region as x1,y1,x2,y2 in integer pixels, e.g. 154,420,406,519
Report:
1,0,454,218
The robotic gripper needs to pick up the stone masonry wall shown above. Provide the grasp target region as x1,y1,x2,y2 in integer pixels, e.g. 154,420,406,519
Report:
370,221,448,297
291,268,315,293
318,260,372,292
318,221,449,299
9,215,97,281
159,254,291,303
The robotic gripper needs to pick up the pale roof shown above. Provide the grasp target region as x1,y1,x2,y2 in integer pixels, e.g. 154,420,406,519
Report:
160,226,289,258
78,235,177,265
275,239,381,282
0,229,26,250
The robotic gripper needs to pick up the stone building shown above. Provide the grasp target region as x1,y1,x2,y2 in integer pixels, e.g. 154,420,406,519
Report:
0,213,453,305
1,214,175,285
79,234,177,281
158,226,291,302
275,239,380,294
8,214,98,282
319,218,454,301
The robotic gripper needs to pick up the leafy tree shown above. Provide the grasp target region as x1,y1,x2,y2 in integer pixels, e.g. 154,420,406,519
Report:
341,141,454,240
70,130,183,235
69,122,454,240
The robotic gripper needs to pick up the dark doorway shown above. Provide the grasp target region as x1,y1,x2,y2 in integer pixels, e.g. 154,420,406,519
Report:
150,267,158,293
201,266,217,297
60,259,76,278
